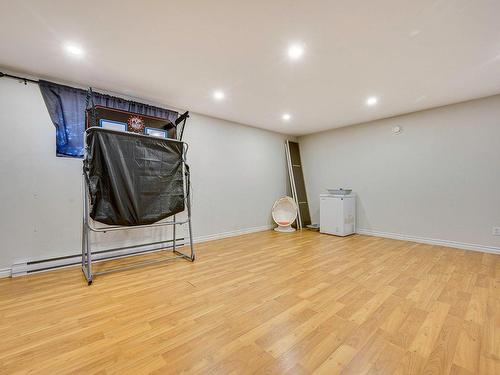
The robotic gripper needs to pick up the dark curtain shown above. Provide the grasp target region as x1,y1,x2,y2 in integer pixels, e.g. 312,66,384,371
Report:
39,81,87,157
39,80,178,158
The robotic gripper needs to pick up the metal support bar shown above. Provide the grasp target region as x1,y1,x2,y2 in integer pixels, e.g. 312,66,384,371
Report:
87,218,190,233
175,111,190,126
177,112,189,141
84,239,184,257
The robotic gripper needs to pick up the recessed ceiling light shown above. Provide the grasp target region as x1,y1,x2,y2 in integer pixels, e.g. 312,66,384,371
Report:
409,29,421,38
366,97,378,106
287,44,304,60
213,90,225,100
282,113,291,121
64,43,84,57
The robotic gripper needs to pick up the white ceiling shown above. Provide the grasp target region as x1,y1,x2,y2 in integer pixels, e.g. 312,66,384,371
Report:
1,0,500,135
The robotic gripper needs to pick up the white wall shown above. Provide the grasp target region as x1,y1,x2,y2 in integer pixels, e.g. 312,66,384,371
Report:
0,77,291,271
300,95,500,252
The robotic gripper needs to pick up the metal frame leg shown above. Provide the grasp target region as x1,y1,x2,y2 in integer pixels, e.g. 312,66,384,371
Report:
172,214,176,253
81,214,86,270
85,225,93,285
81,179,93,285
186,193,195,261
172,177,195,262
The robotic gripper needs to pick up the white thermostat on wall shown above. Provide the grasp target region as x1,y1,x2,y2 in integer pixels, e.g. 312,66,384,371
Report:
392,125,402,134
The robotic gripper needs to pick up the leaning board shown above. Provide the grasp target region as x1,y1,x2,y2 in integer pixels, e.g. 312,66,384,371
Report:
285,141,311,229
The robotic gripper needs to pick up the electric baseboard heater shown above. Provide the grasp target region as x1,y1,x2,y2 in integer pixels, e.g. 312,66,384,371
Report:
285,140,311,229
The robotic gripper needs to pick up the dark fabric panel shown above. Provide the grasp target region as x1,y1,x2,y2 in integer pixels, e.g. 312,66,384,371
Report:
288,141,302,165
292,166,307,199
299,202,311,226
39,81,88,157
287,141,311,227
84,128,185,226
91,93,178,123
39,80,178,157
292,166,311,226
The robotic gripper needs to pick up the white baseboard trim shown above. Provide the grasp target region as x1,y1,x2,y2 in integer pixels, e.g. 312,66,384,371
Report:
356,228,500,255
11,261,28,277
0,268,11,279
193,225,273,243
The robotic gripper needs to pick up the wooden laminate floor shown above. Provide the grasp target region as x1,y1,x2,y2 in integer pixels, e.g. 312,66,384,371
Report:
0,231,499,374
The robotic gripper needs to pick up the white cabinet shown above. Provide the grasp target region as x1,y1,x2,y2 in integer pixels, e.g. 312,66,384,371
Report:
319,194,356,236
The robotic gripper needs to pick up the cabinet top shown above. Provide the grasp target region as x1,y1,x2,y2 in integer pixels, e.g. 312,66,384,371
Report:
320,194,356,198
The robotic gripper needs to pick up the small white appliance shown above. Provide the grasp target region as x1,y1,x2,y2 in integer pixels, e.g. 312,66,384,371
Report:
320,194,356,236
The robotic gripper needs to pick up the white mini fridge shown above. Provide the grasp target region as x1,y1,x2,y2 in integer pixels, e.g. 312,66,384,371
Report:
319,194,356,236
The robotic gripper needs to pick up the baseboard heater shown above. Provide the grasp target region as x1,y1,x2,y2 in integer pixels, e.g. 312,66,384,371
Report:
13,238,185,276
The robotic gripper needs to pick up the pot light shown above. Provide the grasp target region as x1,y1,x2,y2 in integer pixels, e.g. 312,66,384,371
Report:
282,113,291,121
64,43,84,57
287,44,304,60
213,90,225,100
409,29,421,38
366,96,378,106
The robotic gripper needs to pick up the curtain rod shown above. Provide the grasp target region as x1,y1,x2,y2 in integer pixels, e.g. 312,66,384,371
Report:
0,71,188,120
0,71,39,84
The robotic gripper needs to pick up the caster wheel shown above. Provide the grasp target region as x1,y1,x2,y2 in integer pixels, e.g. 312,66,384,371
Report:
88,280,93,286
